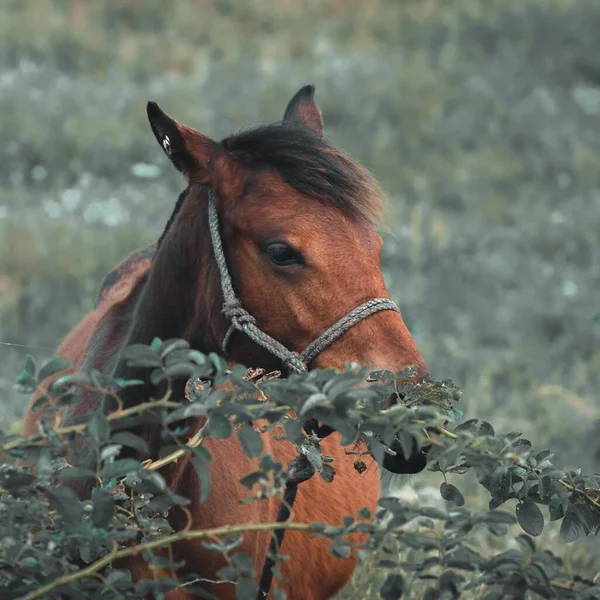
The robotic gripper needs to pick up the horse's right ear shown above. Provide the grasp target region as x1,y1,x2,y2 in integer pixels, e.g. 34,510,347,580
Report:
146,101,216,182
283,85,324,137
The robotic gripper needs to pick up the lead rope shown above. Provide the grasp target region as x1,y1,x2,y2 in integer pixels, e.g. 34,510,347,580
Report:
206,189,399,598
256,453,317,599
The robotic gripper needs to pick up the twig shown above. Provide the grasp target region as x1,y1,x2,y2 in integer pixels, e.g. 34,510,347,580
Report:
19,520,341,600
143,427,206,472
1,398,180,452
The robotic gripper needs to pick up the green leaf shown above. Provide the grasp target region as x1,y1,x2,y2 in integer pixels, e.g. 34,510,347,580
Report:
206,413,233,439
237,425,264,459
110,431,150,456
560,509,585,543
535,450,553,463
523,563,550,589
159,338,190,358
239,471,264,490
320,463,335,483
57,466,97,481
440,482,465,506
397,432,415,463
22,557,38,568
538,475,552,500
50,372,92,393
185,349,209,366
358,507,372,520
479,421,495,437
548,494,565,521
37,357,71,384
101,444,123,462
446,408,464,422
539,467,565,480
15,355,37,391
330,543,351,558
150,337,162,352
191,453,211,504
31,395,49,413
121,344,163,368
515,534,536,554
151,363,197,385
22,354,36,377
572,502,595,535
46,486,83,527
284,418,303,443
88,412,110,444
208,352,228,374
2,473,37,491
236,576,257,600
325,373,361,399
104,570,133,586
101,459,143,480
516,498,544,536
380,573,404,599
486,510,517,524
132,470,167,494
299,392,329,416
91,487,116,528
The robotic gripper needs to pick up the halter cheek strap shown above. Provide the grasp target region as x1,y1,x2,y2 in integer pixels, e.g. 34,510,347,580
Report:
207,190,401,373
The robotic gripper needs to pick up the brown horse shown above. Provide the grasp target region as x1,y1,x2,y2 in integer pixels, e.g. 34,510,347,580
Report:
24,86,427,600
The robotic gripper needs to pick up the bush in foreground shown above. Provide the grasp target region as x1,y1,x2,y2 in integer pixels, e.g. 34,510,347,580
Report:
1,339,599,599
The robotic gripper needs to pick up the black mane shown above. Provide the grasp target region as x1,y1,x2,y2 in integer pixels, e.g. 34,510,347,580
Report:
158,187,189,248
221,123,383,223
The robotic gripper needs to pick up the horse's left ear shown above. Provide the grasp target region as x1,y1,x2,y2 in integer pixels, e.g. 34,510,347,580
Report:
283,85,324,137
146,101,216,182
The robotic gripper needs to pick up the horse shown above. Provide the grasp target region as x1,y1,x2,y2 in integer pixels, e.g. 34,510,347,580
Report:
23,85,428,600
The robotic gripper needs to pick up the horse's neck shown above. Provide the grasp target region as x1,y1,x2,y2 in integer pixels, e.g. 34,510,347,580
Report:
110,211,223,408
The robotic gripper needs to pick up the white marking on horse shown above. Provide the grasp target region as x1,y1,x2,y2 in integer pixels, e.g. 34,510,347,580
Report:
162,135,171,155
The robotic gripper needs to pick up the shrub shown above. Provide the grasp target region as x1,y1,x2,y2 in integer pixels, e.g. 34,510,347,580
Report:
1,339,599,599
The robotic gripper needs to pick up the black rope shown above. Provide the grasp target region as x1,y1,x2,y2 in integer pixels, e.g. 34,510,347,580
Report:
303,418,335,439
256,453,316,599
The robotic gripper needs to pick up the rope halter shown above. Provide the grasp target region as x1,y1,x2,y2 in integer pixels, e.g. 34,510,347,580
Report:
207,190,400,374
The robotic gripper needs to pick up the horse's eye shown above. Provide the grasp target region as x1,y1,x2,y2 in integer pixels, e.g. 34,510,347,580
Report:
266,242,304,267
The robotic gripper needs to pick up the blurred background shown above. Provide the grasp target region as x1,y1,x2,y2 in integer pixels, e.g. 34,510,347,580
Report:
1,0,599,593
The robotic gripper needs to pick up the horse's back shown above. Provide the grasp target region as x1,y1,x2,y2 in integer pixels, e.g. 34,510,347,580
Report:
23,245,155,437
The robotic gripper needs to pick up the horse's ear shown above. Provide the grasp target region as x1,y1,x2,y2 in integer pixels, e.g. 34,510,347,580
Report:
146,101,216,181
283,85,324,137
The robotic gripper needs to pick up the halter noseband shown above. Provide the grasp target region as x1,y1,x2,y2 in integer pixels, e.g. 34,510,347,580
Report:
207,190,400,374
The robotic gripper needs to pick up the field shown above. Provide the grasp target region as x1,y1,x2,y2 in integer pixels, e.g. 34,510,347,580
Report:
1,0,599,597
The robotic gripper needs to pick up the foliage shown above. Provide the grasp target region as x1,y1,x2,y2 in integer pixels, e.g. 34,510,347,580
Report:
2,0,600,444
1,342,599,599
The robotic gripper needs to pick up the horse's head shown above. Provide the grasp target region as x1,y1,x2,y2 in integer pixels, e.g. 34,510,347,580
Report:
146,86,428,474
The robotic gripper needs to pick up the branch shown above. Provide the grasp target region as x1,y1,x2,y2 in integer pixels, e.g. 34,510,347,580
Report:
143,427,206,471
20,519,592,600
20,520,338,600
1,398,180,452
